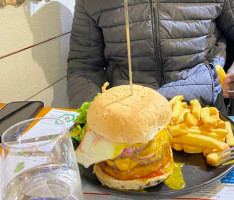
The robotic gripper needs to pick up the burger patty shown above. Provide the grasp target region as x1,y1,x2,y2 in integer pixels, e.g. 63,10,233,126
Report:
97,152,173,180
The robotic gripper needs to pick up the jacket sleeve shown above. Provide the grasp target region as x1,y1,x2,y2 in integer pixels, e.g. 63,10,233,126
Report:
216,0,234,40
67,0,107,108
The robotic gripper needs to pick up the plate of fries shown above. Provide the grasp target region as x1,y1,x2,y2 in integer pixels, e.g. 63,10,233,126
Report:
169,95,234,166
78,95,234,199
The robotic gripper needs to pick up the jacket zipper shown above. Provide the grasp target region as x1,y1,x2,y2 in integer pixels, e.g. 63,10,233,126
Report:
151,0,163,86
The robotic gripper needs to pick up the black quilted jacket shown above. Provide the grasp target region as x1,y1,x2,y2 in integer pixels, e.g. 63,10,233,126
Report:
67,0,234,109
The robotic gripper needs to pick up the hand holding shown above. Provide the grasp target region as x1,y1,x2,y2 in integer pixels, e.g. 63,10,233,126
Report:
223,62,234,99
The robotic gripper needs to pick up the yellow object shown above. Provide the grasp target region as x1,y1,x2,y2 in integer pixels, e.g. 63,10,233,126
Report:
200,107,217,127
106,160,115,166
168,95,233,167
223,160,234,165
163,162,185,190
206,152,222,167
183,144,203,154
168,123,189,137
225,121,234,146
69,130,81,137
169,95,184,106
184,112,198,126
114,158,140,171
113,130,170,171
171,101,183,124
190,99,201,119
113,143,142,159
215,65,226,90
170,133,229,150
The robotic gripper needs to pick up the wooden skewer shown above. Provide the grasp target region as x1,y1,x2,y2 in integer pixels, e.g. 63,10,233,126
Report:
124,0,133,95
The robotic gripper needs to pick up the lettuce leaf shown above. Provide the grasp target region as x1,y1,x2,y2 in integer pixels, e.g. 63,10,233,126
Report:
71,93,100,144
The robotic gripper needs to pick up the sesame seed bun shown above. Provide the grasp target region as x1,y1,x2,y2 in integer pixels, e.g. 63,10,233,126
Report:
87,84,172,144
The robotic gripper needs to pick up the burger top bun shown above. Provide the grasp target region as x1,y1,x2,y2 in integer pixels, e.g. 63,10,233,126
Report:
87,84,172,144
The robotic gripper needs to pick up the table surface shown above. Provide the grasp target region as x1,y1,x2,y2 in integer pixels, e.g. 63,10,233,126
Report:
0,103,76,117
0,103,6,110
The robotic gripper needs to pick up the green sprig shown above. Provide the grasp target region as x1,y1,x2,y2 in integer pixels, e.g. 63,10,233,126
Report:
71,93,100,143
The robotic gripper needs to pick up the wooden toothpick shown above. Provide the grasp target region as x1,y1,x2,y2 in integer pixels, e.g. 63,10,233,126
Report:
124,0,133,95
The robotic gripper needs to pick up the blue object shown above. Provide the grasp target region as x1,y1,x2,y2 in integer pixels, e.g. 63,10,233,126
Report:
221,168,234,184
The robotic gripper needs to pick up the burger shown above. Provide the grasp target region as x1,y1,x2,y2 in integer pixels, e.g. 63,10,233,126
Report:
75,84,173,190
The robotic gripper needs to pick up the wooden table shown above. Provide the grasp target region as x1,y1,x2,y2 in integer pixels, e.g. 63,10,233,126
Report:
0,103,6,110
0,103,76,117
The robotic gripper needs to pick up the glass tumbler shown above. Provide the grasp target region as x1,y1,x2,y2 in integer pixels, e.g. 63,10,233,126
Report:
1,117,84,200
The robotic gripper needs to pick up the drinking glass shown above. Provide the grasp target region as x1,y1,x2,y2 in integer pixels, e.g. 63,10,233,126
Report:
1,117,84,200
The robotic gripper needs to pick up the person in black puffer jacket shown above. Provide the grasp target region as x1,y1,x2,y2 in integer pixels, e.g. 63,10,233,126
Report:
67,0,234,114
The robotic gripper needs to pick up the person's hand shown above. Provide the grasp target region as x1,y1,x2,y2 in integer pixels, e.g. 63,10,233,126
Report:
223,62,234,99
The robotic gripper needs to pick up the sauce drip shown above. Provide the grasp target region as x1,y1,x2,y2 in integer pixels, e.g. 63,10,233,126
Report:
163,162,185,190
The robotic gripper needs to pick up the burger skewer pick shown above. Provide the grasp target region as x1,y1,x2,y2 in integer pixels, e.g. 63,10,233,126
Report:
124,0,133,96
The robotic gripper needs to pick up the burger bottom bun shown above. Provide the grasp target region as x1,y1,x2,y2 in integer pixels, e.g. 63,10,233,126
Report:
93,164,172,190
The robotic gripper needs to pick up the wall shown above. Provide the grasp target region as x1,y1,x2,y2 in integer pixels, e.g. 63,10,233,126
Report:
0,0,75,108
